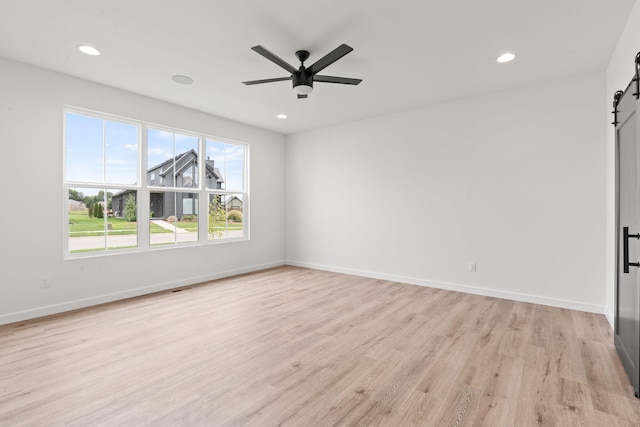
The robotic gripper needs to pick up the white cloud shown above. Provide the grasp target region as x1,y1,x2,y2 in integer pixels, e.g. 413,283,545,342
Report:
150,129,174,141
148,146,167,155
206,142,244,162
106,159,136,165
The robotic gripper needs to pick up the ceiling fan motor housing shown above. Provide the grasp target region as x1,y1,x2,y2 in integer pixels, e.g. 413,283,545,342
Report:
292,71,313,93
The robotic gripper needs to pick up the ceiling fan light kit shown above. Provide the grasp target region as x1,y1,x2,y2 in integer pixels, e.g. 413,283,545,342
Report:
293,83,313,95
243,44,362,99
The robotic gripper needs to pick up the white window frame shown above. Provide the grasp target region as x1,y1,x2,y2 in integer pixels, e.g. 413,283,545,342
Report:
63,106,249,259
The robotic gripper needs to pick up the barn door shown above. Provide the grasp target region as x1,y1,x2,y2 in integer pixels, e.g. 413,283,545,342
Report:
615,68,640,397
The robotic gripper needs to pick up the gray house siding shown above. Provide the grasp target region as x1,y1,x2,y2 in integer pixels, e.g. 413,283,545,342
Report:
112,192,136,218
225,195,243,212
162,193,173,219
113,150,222,220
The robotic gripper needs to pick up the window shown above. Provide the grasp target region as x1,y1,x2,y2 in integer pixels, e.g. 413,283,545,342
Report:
64,108,248,257
206,139,246,240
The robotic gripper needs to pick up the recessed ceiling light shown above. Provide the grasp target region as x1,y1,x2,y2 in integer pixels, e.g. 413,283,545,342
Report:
497,52,516,63
277,114,287,119
171,75,194,85
78,45,101,56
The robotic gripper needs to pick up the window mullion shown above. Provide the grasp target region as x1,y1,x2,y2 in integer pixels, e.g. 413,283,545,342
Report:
102,122,108,250
198,136,208,242
139,125,150,249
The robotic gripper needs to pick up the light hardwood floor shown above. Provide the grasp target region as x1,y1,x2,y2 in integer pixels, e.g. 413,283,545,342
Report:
1,266,639,426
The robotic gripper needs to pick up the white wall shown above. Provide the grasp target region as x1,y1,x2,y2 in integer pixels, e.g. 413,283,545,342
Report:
0,57,286,325
286,71,607,313
606,1,640,326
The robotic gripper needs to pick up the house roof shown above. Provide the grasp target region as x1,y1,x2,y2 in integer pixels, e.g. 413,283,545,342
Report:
148,149,223,184
224,195,243,204
112,150,223,198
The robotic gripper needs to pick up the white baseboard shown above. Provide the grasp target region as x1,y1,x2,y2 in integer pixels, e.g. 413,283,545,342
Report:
0,261,285,326
3,259,606,326
604,307,615,329
286,260,605,314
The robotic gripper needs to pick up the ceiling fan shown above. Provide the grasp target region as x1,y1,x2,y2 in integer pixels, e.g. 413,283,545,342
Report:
242,44,362,99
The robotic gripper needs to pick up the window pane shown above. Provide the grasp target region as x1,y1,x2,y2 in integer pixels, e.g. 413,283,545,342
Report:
147,129,174,186
225,144,244,191
66,113,138,185
108,190,138,250
105,121,138,185
68,187,137,253
150,192,199,246
148,128,199,189
208,193,244,240
66,113,104,183
205,140,245,191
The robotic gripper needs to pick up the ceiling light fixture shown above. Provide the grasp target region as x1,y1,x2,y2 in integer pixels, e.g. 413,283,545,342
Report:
78,45,101,56
496,52,516,63
293,83,313,95
171,75,194,85
277,114,287,119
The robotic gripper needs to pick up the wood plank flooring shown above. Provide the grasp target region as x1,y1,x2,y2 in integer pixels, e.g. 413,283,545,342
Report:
1,266,639,426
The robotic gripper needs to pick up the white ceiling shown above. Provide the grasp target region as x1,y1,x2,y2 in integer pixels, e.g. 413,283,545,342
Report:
0,0,635,135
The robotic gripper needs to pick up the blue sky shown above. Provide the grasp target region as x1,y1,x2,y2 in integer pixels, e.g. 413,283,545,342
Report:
66,112,138,186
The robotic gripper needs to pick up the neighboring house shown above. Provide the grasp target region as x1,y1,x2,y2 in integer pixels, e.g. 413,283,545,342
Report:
68,199,86,211
112,150,223,219
224,195,243,212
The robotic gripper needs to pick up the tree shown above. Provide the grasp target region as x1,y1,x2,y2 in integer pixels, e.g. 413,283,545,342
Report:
208,195,226,239
68,189,84,202
97,190,114,210
94,203,104,219
124,196,137,222
84,196,97,211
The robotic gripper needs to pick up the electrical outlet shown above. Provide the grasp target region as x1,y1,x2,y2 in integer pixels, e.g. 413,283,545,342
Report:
469,262,477,272
40,276,50,288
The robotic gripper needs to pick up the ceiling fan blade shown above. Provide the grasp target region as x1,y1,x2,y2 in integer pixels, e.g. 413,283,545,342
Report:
242,77,292,85
307,44,353,75
297,94,308,99
314,75,362,85
251,46,298,74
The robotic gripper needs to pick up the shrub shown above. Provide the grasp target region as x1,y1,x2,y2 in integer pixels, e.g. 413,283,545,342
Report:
166,215,178,223
227,210,243,223
94,203,104,219
181,214,197,222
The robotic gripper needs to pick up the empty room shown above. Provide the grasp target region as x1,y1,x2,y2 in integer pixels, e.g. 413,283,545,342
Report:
2,0,640,425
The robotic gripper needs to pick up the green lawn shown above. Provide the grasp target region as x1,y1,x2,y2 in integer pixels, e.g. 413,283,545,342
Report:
175,219,198,232
69,211,169,236
69,211,242,236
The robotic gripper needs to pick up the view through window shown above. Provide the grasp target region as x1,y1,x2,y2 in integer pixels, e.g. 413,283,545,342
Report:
64,109,248,256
